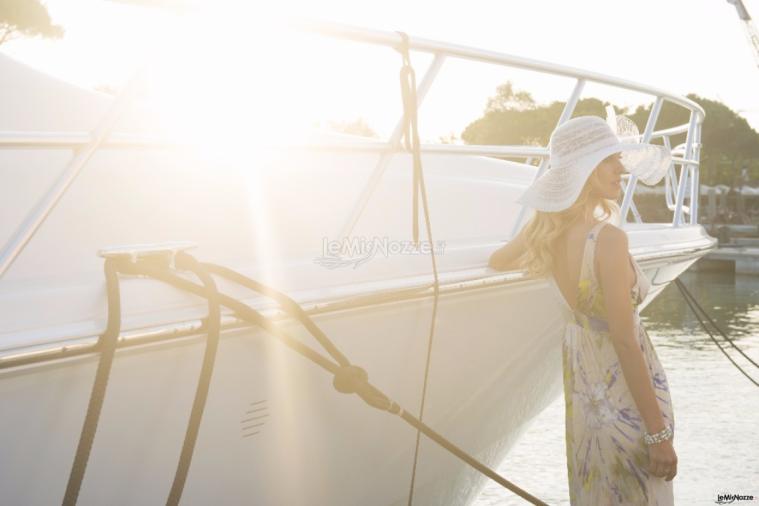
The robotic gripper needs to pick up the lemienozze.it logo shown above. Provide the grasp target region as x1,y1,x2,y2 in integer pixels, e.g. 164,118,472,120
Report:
715,493,756,504
313,236,446,269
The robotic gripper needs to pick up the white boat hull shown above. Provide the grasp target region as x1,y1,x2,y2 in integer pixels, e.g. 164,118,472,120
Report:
0,248,708,505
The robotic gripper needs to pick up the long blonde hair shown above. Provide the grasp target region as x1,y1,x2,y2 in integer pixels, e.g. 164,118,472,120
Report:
516,170,621,278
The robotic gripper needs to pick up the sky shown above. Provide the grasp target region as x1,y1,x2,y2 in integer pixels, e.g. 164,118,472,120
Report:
3,0,759,142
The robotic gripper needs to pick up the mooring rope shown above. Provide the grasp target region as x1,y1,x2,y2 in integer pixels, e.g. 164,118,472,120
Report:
166,253,223,506
674,278,759,387
394,30,444,506
62,258,122,506
61,252,548,505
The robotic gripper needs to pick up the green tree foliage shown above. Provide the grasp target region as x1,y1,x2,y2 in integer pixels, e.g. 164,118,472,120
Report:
462,81,627,147
484,82,537,112
462,82,759,186
0,0,63,46
630,95,759,186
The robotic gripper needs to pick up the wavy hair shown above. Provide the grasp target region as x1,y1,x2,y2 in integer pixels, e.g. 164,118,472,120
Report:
515,169,621,278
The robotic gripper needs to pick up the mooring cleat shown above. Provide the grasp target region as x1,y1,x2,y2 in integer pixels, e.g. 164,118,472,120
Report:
97,241,197,269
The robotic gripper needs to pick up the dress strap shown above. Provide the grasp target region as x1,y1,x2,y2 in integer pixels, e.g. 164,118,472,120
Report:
578,220,608,284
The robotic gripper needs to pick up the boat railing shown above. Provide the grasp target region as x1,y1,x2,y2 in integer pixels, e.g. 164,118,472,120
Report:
0,17,705,278
291,19,705,239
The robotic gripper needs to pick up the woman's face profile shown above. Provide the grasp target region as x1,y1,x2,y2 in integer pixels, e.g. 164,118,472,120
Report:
590,152,625,200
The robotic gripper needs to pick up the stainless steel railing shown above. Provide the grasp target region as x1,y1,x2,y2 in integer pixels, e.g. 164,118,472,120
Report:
0,17,705,279
292,18,705,237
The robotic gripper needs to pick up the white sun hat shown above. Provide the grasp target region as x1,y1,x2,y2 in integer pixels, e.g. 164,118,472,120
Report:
515,112,671,212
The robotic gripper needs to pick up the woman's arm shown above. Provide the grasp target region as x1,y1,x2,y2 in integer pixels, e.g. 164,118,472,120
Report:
597,225,667,434
488,227,528,271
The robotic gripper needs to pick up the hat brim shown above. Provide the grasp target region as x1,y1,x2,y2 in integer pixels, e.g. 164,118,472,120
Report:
515,142,671,212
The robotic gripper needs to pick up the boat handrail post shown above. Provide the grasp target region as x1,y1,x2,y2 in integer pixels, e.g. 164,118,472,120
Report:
682,110,700,225
335,51,447,243
690,121,703,225
0,66,146,279
673,111,699,226
663,136,677,209
620,96,664,225
509,77,586,239
628,196,644,224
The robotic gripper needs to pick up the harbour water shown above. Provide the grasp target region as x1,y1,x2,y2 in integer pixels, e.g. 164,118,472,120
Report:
475,267,759,506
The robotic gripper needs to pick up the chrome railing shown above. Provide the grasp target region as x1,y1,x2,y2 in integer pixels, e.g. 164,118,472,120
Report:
0,18,705,279
292,19,705,237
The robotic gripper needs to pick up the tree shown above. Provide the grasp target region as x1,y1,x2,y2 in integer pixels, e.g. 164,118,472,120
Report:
0,0,63,46
462,82,759,186
327,117,379,138
630,94,759,186
462,81,627,147
484,82,536,113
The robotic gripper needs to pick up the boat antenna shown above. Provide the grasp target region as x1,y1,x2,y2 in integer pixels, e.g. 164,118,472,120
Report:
726,0,759,68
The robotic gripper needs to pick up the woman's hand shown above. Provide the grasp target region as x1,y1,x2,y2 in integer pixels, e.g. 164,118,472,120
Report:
646,438,678,481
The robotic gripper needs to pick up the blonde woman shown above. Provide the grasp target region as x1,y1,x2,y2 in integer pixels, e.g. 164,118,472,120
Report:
489,116,677,505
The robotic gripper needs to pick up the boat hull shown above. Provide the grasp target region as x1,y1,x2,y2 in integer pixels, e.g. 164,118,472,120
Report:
0,250,704,505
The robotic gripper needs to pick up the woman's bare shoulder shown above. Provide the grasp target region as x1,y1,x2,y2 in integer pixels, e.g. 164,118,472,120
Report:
596,223,629,263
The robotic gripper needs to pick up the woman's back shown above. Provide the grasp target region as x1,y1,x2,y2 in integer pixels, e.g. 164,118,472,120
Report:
550,220,604,313
551,220,633,311
551,220,645,320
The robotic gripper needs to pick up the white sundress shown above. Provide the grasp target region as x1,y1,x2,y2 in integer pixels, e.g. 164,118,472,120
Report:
552,220,676,505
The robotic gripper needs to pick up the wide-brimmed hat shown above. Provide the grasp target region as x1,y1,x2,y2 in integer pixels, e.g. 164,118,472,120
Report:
515,113,671,212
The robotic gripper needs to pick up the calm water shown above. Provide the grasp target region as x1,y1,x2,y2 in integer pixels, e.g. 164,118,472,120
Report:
475,268,759,506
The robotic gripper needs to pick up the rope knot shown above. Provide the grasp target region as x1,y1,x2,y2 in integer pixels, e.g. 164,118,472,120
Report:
332,364,368,394
332,365,400,414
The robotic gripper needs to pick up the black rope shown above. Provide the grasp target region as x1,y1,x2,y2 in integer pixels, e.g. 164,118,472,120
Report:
200,262,351,368
166,252,223,505
394,30,443,506
673,278,759,370
62,258,122,506
112,255,548,505
397,31,422,247
674,278,759,387
59,256,346,506
117,261,341,376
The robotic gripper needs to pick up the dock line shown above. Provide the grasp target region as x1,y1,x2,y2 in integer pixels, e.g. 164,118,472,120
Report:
61,249,549,506
674,278,759,387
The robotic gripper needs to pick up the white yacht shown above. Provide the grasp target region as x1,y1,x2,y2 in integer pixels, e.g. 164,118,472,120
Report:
0,18,716,506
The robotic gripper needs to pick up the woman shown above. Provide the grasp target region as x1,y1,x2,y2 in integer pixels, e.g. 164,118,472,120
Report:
488,115,677,505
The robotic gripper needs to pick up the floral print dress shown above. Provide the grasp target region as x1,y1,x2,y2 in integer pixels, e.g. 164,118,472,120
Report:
555,221,675,505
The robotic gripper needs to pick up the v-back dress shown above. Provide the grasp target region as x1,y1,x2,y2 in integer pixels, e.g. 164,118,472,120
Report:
555,220,675,505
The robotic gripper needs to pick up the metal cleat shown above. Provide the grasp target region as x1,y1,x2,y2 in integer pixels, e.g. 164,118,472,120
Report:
97,241,197,270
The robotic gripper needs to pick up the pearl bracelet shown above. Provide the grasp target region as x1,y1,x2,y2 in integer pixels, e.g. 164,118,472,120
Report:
643,424,673,445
